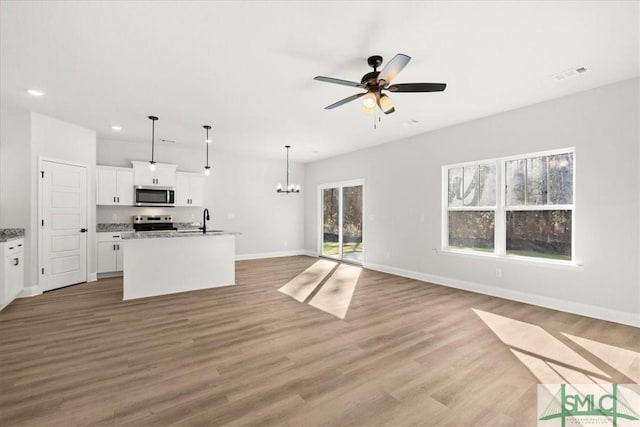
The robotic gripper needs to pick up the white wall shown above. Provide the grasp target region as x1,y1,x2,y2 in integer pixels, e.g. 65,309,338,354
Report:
30,113,97,287
0,106,31,227
97,139,305,257
304,78,640,326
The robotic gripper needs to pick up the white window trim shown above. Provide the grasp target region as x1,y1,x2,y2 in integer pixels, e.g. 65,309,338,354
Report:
441,147,577,266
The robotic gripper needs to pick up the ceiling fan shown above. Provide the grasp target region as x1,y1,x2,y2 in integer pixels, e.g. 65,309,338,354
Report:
314,53,446,115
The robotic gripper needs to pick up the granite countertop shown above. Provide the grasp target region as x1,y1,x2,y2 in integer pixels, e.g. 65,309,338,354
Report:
0,228,25,243
121,230,241,240
97,223,135,232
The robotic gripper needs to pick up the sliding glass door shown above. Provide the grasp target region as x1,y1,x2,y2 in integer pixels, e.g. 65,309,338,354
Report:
320,181,364,264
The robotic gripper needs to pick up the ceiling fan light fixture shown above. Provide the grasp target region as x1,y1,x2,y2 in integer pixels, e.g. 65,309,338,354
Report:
362,92,376,108
378,94,395,114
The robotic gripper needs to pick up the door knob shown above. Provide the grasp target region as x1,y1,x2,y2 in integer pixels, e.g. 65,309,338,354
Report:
80,228,87,233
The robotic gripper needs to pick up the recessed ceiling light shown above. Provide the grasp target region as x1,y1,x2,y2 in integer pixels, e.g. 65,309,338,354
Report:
401,119,420,126
27,89,45,97
111,125,122,131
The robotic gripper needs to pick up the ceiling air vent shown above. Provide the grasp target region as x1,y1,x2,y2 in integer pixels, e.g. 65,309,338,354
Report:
552,66,588,81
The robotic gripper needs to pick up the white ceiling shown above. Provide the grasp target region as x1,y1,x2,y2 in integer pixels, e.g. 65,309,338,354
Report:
1,1,638,163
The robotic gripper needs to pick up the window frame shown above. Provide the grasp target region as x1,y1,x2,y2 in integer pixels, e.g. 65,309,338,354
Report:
442,147,576,264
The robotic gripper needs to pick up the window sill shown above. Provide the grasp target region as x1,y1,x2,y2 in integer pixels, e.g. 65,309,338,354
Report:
437,248,584,271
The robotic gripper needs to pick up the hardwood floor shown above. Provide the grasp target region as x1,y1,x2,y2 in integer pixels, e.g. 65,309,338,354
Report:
1,256,638,426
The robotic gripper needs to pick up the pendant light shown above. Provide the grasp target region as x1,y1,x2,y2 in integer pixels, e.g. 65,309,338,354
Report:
276,145,300,194
203,125,212,176
148,115,158,171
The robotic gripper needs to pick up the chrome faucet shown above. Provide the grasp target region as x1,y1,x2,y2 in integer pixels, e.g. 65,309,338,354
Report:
200,208,210,234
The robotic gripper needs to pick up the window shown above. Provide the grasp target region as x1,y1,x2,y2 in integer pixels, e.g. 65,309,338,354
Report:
443,148,574,262
447,163,496,252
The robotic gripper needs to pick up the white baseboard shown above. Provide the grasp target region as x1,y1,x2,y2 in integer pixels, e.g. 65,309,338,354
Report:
235,250,311,261
364,262,640,328
88,272,97,282
17,284,42,298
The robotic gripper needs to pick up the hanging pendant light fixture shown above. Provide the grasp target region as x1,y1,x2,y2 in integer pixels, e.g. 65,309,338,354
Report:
203,125,212,176
276,145,300,194
148,115,158,171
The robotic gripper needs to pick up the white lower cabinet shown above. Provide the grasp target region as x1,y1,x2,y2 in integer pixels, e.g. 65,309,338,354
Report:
98,233,124,273
1,238,24,310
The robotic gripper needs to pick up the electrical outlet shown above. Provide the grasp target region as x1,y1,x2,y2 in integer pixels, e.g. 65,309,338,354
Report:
112,213,118,221
284,241,288,248
495,268,502,278
420,215,425,223
228,213,235,220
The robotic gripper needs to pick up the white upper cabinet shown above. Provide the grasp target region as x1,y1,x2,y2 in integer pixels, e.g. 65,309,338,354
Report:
97,166,134,205
175,172,205,207
131,161,177,188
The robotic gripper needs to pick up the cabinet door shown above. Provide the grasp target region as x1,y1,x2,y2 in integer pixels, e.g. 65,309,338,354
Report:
116,170,134,205
155,166,176,188
174,173,191,207
97,168,117,205
189,175,204,207
133,164,155,187
2,252,24,305
98,242,117,273
116,243,124,271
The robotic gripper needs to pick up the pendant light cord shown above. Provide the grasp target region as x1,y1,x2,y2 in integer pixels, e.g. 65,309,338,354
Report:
286,146,290,189
151,119,155,162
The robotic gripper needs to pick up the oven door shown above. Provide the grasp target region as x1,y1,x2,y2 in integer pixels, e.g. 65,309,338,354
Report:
135,186,175,207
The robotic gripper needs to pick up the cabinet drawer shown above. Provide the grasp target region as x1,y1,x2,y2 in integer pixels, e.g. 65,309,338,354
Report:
97,232,124,242
4,239,24,256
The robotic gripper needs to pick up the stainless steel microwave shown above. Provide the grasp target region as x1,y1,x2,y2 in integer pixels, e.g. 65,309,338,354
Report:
134,186,175,207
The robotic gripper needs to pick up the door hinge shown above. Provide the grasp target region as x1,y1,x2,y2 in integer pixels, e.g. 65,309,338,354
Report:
40,170,44,178
41,267,44,275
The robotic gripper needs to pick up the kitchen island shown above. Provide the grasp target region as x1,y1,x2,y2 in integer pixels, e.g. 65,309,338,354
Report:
121,230,240,300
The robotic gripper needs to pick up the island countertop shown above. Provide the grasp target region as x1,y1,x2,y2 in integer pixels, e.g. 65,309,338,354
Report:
121,230,241,239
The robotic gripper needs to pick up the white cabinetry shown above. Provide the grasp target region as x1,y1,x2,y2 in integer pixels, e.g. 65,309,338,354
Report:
175,172,205,206
98,233,124,274
97,166,134,205
131,161,176,188
1,239,24,310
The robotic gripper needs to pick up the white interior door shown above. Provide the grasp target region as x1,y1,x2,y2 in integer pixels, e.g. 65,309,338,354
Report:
41,161,87,291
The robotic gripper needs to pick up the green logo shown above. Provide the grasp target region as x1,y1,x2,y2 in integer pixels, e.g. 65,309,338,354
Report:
538,384,639,427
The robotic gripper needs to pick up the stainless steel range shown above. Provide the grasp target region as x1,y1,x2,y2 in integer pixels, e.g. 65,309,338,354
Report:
133,215,177,232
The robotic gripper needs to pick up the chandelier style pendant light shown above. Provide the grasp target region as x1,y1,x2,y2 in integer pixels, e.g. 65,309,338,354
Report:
203,125,212,176
276,145,300,194
148,115,158,171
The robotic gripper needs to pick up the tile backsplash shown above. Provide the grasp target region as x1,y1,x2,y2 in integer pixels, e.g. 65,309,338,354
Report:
97,206,203,225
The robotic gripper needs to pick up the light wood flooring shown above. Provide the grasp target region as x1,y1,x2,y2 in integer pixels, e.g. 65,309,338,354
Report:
1,256,638,426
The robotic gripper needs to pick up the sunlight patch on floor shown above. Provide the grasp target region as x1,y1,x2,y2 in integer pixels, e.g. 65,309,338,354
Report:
562,332,640,383
278,259,337,302
473,309,610,380
308,263,361,319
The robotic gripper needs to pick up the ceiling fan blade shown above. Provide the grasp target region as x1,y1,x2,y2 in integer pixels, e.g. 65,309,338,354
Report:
324,93,367,110
387,83,447,92
377,53,411,85
314,76,364,88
